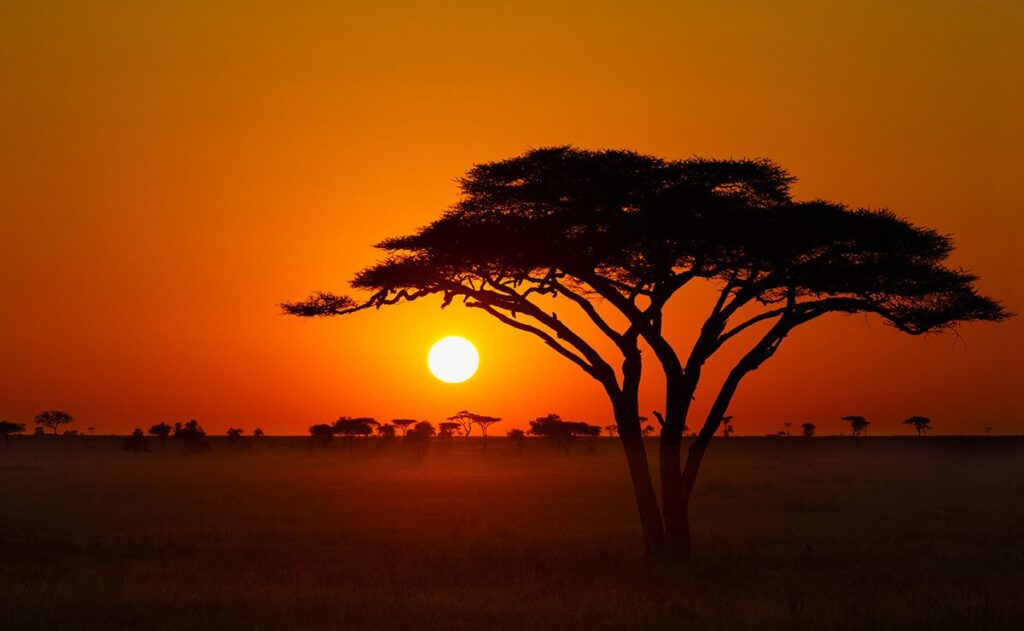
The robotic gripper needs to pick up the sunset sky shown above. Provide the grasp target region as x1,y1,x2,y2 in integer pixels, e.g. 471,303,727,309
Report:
1,1,1021,435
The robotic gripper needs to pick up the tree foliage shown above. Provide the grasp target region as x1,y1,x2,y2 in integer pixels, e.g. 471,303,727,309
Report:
34,410,73,435
841,416,870,437
528,414,601,454
0,421,26,444
903,416,932,436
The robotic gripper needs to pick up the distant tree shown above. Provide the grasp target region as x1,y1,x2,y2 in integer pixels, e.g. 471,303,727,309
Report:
174,419,209,453
34,410,73,435
33,426,45,436
148,422,172,442
783,422,792,436
449,411,502,447
903,416,932,437
284,146,1008,560
64,429,80,437
391,419,416,437
406,420,435,457
0,421,26,445
122,428,150,454
438,421,461,449
841,416,870,437
473,414,502,448
641,425,656,437
528,414,601,454
225,427,245,449
801,422,816,437
721,416,734,438
376,423,396,438
507,428,526,453
309,423,335,446
253,428,265,439
445,410,477,437
604,424,618,437
332,417,379,452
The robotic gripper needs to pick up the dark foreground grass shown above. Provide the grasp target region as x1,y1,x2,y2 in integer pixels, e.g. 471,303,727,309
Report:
0,436,1021,630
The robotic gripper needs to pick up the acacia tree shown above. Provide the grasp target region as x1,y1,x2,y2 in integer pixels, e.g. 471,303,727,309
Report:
903,416,932,436
0,421,26,445
148,422,172,443
35,410,73,435
446,410,479,437
284,147,1007,560
391,419,416,437
842,415,870,437
448,411,501,447
801,422,816,437
333,417,379,452
438,421,461,449
528,414,601,454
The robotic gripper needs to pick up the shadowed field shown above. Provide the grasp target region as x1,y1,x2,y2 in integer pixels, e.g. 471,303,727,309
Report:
0,436,1021,630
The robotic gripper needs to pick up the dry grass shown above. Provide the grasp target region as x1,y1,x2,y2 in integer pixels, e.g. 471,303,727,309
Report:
0,436,1021,630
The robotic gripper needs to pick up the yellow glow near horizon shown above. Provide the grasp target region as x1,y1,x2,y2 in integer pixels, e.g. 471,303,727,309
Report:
428,337,479,384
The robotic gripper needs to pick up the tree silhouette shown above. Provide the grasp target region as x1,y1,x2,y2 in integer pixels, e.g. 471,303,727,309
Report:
34,410,73,435
506,428,525,453
33,426,45,436
226,427,250,450
438,421,461,449
841,416,870,437
284,146,1008,560
148,422,172,443
406,420,435,458
903,416,932,436
528,414,601,454
174,419,209,454
391,419,416,437
801,422,816,437
783,422,792,436
447,410,501,447
333,417,379,452
604,424,618,437
445,410,497,439
721,416,734,437
376,423,396,438
641,424,656,437
309,423,335,447
0,421,26,445
123,428,150,454
253,428,265,439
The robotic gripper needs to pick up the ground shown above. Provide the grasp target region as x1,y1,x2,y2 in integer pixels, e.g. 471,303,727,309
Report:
0,435,1021,630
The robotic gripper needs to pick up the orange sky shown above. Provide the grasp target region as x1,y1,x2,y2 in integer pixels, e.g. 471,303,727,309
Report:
1,1,1021,436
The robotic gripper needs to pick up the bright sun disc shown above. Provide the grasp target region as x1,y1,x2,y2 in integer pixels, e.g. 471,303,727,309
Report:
428,336,479,383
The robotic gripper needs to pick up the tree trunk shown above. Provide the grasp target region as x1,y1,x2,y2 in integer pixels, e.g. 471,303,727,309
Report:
659,374,699,561
659,429,686,558
619,432,665,557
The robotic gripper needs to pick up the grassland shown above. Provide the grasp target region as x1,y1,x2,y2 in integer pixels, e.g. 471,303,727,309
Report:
0,435,1021,630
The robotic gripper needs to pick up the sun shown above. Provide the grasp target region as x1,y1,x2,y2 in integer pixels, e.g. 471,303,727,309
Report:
427,336,479,383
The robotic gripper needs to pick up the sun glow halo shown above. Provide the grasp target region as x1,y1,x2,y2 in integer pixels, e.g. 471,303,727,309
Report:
427,336,479,383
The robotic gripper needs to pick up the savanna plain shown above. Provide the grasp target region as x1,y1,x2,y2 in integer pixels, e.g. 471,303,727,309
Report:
1,436,1021,630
